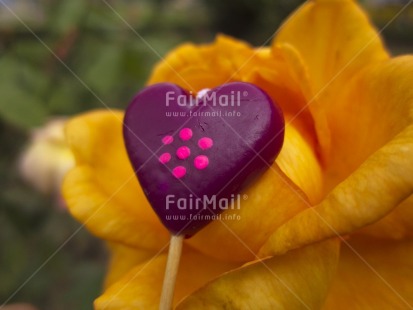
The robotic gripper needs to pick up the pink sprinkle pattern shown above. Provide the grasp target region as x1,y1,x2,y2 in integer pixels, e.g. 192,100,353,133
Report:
176,146,191,160
198,137,213,150
194,155,209,170
159,152,171,164
172,166,186,179
179,128,193,141
162,135,173,145
161,129,213,178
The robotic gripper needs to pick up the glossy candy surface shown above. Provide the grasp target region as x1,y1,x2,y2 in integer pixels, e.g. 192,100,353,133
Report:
123,82,284,236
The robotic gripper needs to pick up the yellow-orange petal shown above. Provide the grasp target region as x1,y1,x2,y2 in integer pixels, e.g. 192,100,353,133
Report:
357,195,413,240
274,0,388,96
259,124,413,256
260,56,413,254
62,110,169,250
94,246,239,309
324,56,413,186
187,124,322,262
316,56,413,240
274,0,389,162
247,44,320,149
95,255,166,309
323,237,413,309
147,35,257,92
277,124,324,204
104,242,156,289
64,166,168,250
177,239,339,309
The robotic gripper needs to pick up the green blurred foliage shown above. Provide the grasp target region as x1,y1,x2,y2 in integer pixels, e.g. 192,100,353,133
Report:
0,0,411,309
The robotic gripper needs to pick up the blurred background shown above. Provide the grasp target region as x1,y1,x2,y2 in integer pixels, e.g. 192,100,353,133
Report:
0,0,412,309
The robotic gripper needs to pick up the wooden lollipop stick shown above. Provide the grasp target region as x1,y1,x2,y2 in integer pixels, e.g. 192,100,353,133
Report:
160,234,184,310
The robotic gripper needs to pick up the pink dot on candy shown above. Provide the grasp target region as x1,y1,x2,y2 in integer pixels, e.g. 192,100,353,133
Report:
172,166,186,178
194,155,209,170
159,152,171,164
198,137,213,150
176,146,190,159
162,135,173,145
179,128,193,141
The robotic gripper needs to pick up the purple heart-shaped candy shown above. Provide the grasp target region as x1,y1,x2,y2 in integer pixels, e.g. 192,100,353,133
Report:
123,82,284,237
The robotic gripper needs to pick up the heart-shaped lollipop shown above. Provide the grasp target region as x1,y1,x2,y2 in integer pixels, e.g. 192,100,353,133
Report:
123,82,284,237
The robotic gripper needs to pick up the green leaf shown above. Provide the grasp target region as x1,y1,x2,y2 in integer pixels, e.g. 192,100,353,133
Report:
47,77,82,114
0,56,49,128
50,0,87,33
83,43,123,97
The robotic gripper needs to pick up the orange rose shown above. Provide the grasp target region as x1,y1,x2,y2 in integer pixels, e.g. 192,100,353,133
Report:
63,0,413,308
